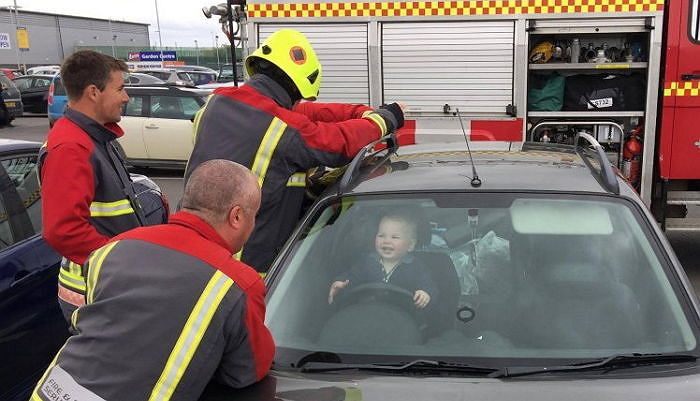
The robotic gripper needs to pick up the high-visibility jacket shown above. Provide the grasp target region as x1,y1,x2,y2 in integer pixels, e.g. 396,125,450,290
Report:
31,211,275,401
185,74,388,272
39,108,144,303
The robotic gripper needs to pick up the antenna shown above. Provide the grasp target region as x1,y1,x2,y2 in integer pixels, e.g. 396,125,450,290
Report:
454,108,482,187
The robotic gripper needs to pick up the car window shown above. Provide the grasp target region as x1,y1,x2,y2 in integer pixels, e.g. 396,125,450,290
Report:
124,95,145,117
53,76,66,96
188,72,215,85
13,78,32,90
33,78,51,88
177,72,192,82
0,185,11,249
1,154,41,234
151,95,200,119
267,193,698,366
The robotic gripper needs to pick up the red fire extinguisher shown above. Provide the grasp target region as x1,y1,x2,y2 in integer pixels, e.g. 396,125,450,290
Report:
622,125,644,189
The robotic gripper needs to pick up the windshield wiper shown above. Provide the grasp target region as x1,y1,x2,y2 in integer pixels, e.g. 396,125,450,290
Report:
300,359,498,375
489,353,698,378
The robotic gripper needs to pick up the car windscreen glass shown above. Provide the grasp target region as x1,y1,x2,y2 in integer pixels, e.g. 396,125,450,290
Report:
266,193,698,367
0,74,20,98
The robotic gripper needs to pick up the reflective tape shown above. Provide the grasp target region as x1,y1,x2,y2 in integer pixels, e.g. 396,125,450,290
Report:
58,269,86,292
90,199,135,217
148,270,234,401
250,117,287,188
664,81,700,97
248,0,664,18
85,242,120,304
286,172,307,187
362,112,387,136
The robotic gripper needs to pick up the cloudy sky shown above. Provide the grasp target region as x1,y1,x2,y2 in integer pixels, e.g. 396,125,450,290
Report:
16,0,227,47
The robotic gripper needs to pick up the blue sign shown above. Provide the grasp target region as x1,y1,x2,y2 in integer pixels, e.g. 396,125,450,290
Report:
133,51,177,61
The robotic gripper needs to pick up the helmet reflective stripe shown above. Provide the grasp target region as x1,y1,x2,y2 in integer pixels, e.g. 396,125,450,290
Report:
246,29,322,100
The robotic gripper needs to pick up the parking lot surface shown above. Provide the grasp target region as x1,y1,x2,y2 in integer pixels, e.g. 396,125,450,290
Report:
3,116,699,295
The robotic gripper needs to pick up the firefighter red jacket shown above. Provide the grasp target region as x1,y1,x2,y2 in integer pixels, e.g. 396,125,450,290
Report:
185,74,389,272
31,211,275,401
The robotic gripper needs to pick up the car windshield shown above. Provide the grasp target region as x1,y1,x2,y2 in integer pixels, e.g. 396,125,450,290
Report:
267,193,699,368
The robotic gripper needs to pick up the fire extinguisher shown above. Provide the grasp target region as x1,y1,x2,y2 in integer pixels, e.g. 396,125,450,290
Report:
622,125,644,189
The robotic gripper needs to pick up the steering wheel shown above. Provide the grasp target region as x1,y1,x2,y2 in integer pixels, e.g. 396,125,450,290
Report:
333,282,417,315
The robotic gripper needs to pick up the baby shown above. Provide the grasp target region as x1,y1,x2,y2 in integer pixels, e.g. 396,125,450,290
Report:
328,211,436,308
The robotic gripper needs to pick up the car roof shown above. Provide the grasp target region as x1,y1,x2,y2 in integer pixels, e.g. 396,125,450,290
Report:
125,85,210,96
0,139,42,153
345,142,635,198
14,74,54,79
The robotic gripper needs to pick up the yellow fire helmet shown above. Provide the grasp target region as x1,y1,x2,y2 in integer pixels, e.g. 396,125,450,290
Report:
529,41,554,64
246,29,322,100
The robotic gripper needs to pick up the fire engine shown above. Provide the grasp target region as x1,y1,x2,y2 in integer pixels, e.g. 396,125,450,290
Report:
234,0,699,230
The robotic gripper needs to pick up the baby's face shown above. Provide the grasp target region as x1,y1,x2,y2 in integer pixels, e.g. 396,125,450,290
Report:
375,218,416,264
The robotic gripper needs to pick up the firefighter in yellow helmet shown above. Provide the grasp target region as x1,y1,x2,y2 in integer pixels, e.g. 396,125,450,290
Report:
185,29,405,273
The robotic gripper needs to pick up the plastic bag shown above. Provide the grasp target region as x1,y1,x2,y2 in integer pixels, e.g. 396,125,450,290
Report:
450,230,511,297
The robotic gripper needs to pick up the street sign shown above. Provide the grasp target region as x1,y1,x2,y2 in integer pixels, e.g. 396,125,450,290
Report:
0,33,11,49
16,27,29,51
127,51,177,62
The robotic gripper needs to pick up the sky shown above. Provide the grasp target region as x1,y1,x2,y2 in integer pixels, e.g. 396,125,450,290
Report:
14,0,228,48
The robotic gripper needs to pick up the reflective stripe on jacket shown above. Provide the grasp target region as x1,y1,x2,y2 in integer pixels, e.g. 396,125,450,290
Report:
31,211,274,401
39,109,143,294
185,74,385,272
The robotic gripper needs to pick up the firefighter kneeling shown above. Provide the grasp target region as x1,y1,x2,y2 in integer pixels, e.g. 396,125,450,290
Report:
31,160,274,401
185,28,405,273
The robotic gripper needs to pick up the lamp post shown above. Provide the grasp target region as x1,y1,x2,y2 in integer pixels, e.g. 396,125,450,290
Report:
154,0,164,67
214,34,220,69
5,2,22,70
108,18,116,57
194,39,199,65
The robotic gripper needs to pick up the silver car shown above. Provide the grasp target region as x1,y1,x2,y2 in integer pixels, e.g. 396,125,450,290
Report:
202,137,700,400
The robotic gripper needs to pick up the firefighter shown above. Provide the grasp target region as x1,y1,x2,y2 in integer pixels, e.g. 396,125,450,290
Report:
31,160,274,401
185,29,405,273
39,50,149,321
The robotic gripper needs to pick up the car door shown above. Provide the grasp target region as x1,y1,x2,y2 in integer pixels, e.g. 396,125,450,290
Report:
143,94,202,162
117,94,149,160
0,152,67,401
26,77,51,113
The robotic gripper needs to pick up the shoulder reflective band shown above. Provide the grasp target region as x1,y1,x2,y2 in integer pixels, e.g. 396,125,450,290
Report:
248,0,664,18
90,199,135,217
85,241,120,304
287,172,307,187
251,117,288,188
148,270,234,401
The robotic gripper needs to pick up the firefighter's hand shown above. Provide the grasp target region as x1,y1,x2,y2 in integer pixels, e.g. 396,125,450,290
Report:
413,290,431,308
328,280,350,304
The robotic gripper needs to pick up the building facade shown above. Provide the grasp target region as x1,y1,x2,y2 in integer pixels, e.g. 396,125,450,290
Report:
0,9,149,68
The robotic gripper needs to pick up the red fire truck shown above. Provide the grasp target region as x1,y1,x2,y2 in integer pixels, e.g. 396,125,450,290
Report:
241,0,699,230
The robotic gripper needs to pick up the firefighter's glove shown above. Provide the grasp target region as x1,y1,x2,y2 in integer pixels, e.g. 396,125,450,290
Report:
363,102,404,136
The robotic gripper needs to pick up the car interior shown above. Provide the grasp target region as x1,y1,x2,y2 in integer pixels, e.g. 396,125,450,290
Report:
266,194,697,360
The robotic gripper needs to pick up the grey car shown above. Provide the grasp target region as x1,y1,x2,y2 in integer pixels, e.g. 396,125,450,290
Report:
201,135,699,400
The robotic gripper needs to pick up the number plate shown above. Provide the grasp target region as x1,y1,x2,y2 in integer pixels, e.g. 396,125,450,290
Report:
4,101,16,108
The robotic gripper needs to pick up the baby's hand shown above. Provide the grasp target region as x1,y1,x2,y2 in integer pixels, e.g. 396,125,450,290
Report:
328,280,350,304
413,290,431,308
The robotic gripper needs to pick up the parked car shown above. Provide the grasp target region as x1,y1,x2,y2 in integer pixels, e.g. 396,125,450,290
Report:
171,65,218,86
25,65,60,76
0,139,167,400
135,68,195,86
126,72,166,86
116,85,210,168
47,74,67,128
11,74,53,113
0,68,23,80
0,72,23,123
216,63,244,83
203,136,700,399
0,139,67,401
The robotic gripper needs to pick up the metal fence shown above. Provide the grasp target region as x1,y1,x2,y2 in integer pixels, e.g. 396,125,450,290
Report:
74,45,243,70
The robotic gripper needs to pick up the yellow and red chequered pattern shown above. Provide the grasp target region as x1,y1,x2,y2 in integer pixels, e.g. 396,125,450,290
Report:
664,81,700,97
248,0,664,18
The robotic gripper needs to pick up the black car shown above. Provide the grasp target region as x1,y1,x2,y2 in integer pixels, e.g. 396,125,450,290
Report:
203,135,700,400
11,74,54,113
0,72,23,122
0,139,67,401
